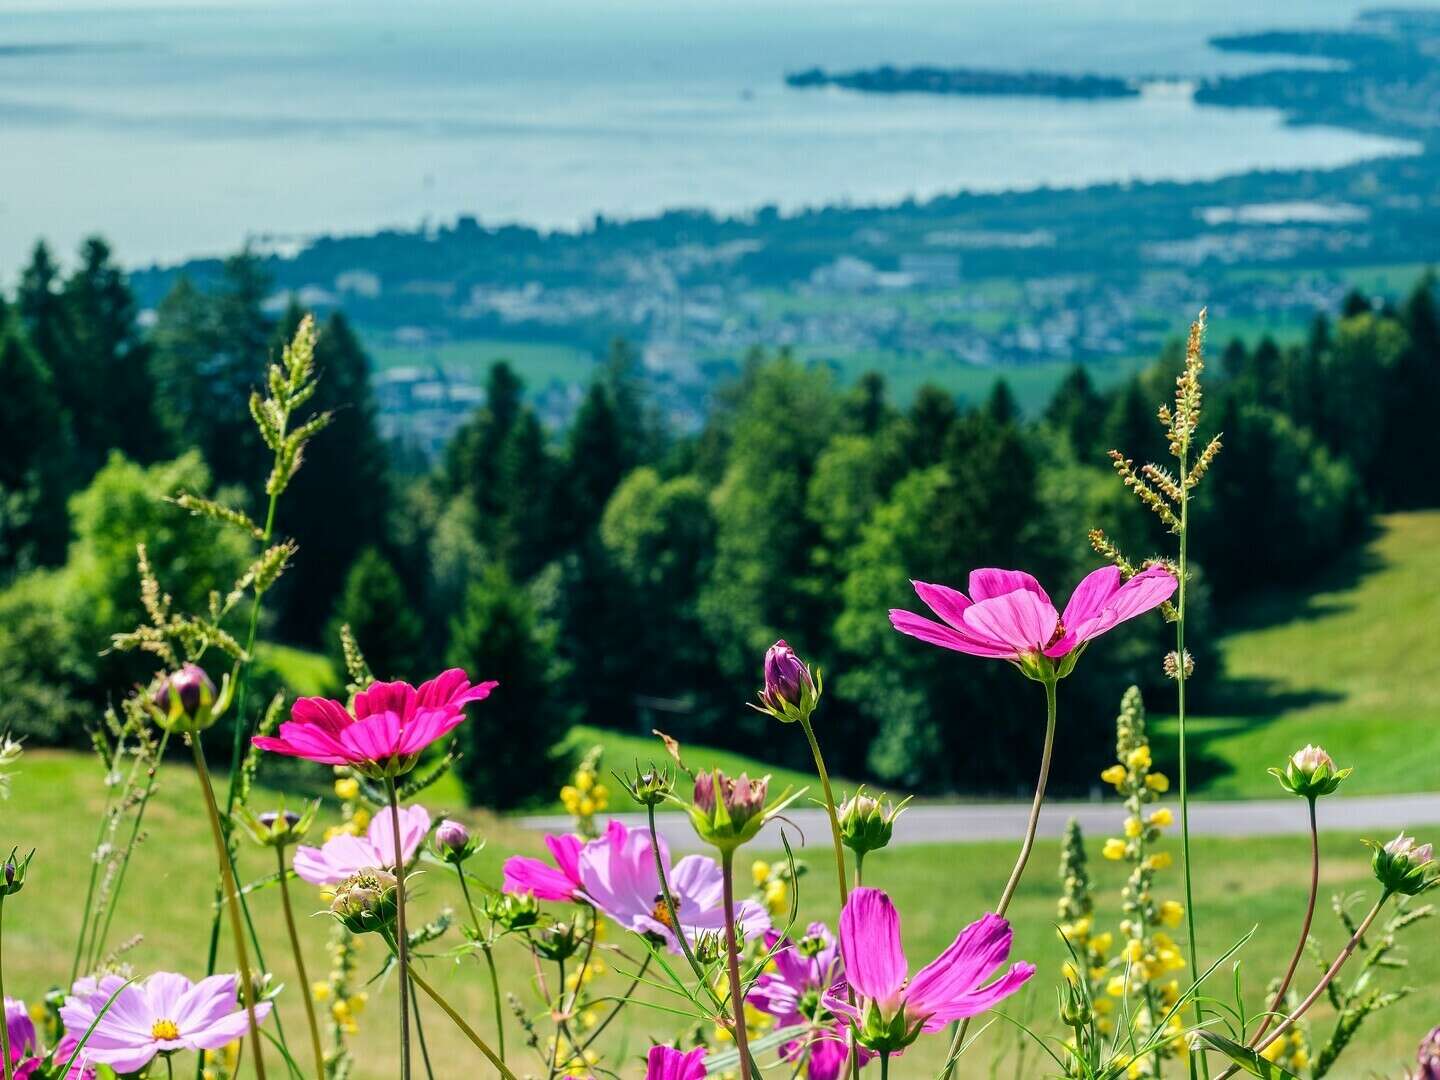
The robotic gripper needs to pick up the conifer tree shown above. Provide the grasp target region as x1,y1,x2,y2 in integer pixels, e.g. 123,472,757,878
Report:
0,322,74,572
1045,365,1104,461
327,548,423,683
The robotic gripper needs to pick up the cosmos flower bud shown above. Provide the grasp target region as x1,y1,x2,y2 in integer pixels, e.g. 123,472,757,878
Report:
433,819,479,864
484,891,540,931
147,664,232,734
838,788,912,856
0,848,33,897
532,920,585,962
238,802,317,849
1368,832,1436,896
329,868,398,934
687,769,799,853
1269,744,1351,800
1415,1026,1440,1080
1059,976,1093,1027
621,765,674,807
751,640,822,724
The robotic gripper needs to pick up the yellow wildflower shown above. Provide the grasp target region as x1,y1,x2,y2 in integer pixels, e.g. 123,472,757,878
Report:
1103,838,1127,860
334,777,360,801
1149,807,1174,828
1101,764,1127,786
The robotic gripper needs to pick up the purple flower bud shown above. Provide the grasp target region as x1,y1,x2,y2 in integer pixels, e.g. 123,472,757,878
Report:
435,819,471,860
2,863,12,888
693,771,716,814
153,664,216,719
763,640,811,710
258,810,302,829
1417,1026,1440,1080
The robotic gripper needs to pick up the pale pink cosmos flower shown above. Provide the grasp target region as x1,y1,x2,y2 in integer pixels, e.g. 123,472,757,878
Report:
60,972,271,1075
645,1044,707,1079
577,820,769,952
253,669,496,776
503,833,586,901
824,888,1034,1054
292,804,431,886
889,566,1176,664
1415,1025,1440,1080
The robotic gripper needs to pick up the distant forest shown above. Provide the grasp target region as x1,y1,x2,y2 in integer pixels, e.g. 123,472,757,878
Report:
4,238,1440,805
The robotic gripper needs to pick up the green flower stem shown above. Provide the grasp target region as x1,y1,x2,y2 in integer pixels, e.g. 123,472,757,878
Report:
577,955,652,1053
190,736,267,1080
276,846,326,1080
72,737,126,983
797,714,848,907
853,850,865,890
644,805,723,1009
91,729,172,968
942,675,1058,1078
455,867,506,1063
719,848,754,1080
1,897,12,1080
1218,893,1391,1080
546,955,568,1080
1250,798,1320,1047
879,1051,890,1080
385,778,413,1080
382,932,519,1080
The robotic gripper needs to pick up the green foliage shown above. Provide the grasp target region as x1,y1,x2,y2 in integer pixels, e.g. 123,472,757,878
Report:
327,548,423,683
447,565,565,809
0,319,74,574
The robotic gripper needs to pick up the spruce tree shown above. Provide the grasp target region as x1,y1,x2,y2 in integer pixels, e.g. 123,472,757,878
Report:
984,378,1020,426
1044,365,1103,461
560,381,629,544
0,322,74,572
273,307,391,639
327,548,423,682
447,565,564,808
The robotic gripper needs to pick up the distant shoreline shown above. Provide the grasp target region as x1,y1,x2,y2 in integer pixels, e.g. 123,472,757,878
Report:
786,65,1138,100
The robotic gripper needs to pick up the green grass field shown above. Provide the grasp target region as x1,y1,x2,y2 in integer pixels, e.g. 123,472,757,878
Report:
1178,510,1440,798
4,750,1432,1079
362,336,596,390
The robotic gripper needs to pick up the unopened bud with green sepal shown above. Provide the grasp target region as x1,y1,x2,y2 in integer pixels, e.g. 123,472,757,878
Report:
1269,744,1351,800
1366,832,1435,896
837,788,912,856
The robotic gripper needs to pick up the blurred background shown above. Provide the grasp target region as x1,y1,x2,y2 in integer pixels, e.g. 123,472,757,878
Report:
4,2,1440,1075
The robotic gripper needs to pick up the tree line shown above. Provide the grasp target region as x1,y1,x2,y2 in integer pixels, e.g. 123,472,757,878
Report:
3,238,1438,805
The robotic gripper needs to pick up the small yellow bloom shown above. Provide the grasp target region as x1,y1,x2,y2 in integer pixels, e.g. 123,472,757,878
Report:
1149,807,1174,828
1146,772,1170,793
1122,939,1145,964
1291,1048,1309,1069
1145,852,1173,871
578,797,595,817
1260,1040,1285,1064
1060,960,1079,983
334,777,360,801
1124,816,1143,839
351,808,370,831
575,770,594,793
1101,764,1127,786
1106,975,1128,997
1091,931,1113,955
764,879,788,914
311,982,331,1001
1127,745,1152,771
1159,900,1184,928
751,861,770,887
1103,838,1128,860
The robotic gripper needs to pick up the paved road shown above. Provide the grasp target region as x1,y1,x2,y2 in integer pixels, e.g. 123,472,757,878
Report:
520,793,1440,852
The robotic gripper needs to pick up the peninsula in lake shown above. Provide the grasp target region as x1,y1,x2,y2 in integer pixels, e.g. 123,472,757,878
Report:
785,65,1138,100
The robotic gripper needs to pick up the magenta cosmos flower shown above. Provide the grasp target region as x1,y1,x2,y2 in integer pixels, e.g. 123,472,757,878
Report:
292,804,431,886
646,1045,707,1079
503,833,585,902
890,566,1175,677
252,668,496,777
60,972,271,1074
750,924,868,1080
576,820,769,952
824,887,1034,1055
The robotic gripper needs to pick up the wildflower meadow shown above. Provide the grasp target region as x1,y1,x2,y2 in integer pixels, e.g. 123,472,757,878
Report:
0,309,1433,1080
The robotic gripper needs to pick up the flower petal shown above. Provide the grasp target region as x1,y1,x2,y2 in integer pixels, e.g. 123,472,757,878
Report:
918,962,1036,1029
905,912,1014,1022
889,610,1015,658
910,580,973,629
968,569,1051,606
961,591,1058,654
839,887,907,1006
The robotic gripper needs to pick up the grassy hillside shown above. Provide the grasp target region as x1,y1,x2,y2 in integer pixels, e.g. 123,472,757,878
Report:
2,750,1431,1079
1177,510,1440,798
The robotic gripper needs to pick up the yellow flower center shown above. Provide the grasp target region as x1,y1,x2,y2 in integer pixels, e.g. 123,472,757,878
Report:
151,1018,181,1041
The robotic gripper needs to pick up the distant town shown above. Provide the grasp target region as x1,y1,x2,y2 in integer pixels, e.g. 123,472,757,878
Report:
127,8,1440,455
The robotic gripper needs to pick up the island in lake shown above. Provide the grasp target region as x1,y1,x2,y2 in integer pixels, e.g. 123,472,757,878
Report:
785,65,1138,100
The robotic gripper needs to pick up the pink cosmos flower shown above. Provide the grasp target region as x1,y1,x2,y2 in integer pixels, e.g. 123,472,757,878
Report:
5,998,36,1060
253,668,497,776
577,820,769,953
503,833,585,901
750,925,867,1080
60,972,271,1074
292,804,431,886
1415,1025,1440,1080
646,1044,708,1079
824,888,1034,1054
890,566,1176,666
